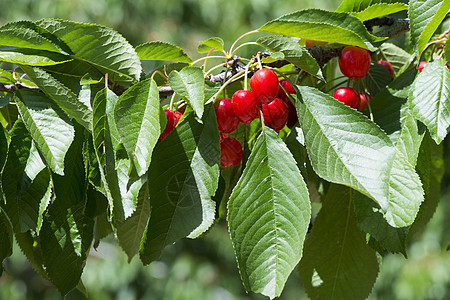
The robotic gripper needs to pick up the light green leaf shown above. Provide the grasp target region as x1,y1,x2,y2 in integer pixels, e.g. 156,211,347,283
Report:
198,37,224,53
0,47,71,66
257,35,323,79
409,0,450,57
298,184,379,300
114,78,165,176
168,66,205,119
20,66,93,131
336,0,402,12
16,89,74,175
36,19,142,82
228,128,310,299
409,59,450,144
0,21,68,53
136,41,192,63
117,181,150,262
259,9,386,51
445,39,450,64
140,105,220,264
351,3,408,21
297,86,424,227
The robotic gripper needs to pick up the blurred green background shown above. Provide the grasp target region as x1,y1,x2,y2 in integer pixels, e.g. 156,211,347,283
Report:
1,0,450,299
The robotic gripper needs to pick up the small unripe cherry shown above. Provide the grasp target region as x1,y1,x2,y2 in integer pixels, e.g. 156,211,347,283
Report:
262,98,288,131
305,39,328,48
418,61,428,72
215,98,239,133
250,69,279,104
159,110,182,141
220,136,243,167
358,93,371,111
333,87,360,110
231,90,259,124
377,60,394,79
339,46,371,79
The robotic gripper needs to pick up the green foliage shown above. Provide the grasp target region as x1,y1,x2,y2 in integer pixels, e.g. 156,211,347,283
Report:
0,2,449,298
228,128,310,299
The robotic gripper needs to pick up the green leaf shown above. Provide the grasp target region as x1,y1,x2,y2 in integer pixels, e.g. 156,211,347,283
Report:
228,128,310,299
351,3,408,21
168,66,205,119
353,191,408,255
298,184,379,300
297,86,424,227
15,231,49,279
363,62,393,96
198,37,224,53
259,9,386,51
16,89,74,175
140,105,220,264
92,88,124,220
379,43,411,75
117,181,150,262
371,68,425,165
0,122,9,169
336,0,402,12
257,35,323,79
0,207,13,270
114,78,166,176
408,133,445,239
0,21,68,53
135,41,192,63
2,119,32,232
20,66,93,131
36,19,142,82
409,0,450,57
0,47,71,66
409,59,450,144
40,200,93,295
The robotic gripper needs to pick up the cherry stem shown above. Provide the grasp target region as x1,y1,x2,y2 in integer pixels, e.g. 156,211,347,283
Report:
190,55,228,66
229,30,259,56
231,42,260,55
325,80,348,94
360,80,374,122
256,53,263,70
169,92,177,111
244,59,253,90
210,70,246,103
204,62,228,78
151,70,168,83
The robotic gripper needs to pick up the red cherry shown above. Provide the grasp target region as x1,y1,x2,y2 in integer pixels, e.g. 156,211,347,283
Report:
305,39,328,48
278,79,296,95
160,110,182,140
418,61,428,72
377,60,394,79
215,98,239,133
358,93,371,111
333,87,360,110
283,98,298,128
250,69,279,104
220,136,243,167
231,90,260,124
339,46,371,79
262,98,288,131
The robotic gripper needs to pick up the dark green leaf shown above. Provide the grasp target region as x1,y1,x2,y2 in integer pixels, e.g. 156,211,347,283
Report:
168,66,205,119
16,89,74,175
299,184,379,300
0,207,13,270
114,78,166,176
257,35,323,79
140,105,220,264
445,39,450,64
409,59,450,144
198,37,225,53
363,62,393,96
409,0,450,57
228,128,310,299
2,119,32,232
259,9,386,51
36,19,142,82
136,41,192,63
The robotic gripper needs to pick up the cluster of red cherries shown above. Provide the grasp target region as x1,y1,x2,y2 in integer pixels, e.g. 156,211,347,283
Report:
217,68,299,167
